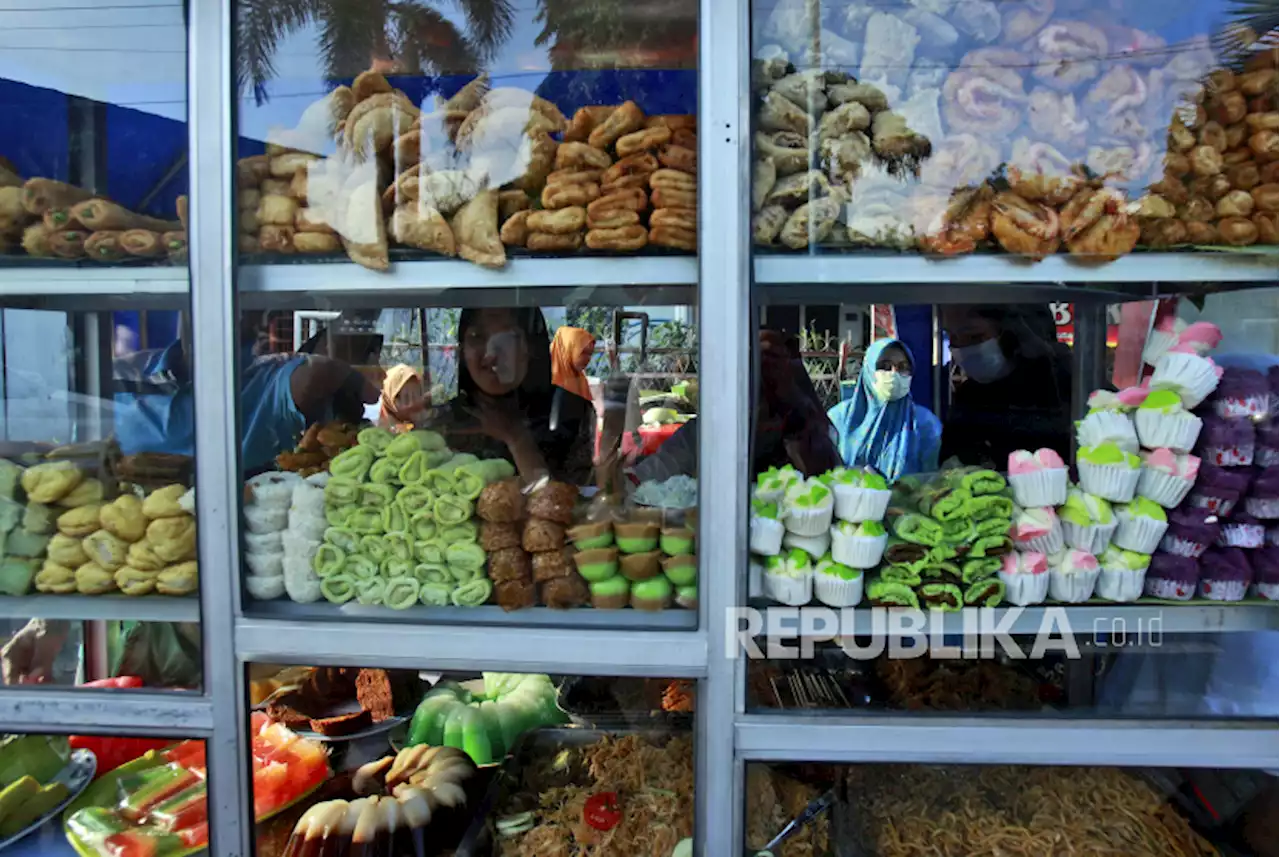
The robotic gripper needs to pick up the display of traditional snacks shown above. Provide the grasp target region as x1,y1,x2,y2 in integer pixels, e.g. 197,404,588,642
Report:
752,0,1279,257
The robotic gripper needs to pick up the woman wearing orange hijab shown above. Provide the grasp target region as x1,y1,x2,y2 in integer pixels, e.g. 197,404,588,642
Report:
378,363,427,430
550,326,595,400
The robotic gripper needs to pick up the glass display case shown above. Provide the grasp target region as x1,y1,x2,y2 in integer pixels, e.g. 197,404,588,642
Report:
0,0,1274,854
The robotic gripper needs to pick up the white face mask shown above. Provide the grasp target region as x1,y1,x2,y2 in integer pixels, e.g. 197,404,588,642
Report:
953,337,1009,384
872,370,912,402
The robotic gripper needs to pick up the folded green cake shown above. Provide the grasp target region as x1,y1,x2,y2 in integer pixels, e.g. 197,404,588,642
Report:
919,582,963,611
963,578,1005,607
866,579,919,608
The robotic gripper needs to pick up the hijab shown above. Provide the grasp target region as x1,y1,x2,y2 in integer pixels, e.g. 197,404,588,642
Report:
831,338,932,482
550,326,595,400
379,363,422,427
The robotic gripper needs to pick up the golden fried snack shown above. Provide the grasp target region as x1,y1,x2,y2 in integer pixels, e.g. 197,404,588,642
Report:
479,521,521,552
56,505,103,539
555,142,612,171
1248,112,1280,132
753,205,788,245
20,223,51,257
239,207,260,234
565,106,617,143
541,182,599,210
646,114,696,132
115,566,159,597
616,126,671,158
498,190,531,221
120,229,165,258
269,151,319,178
158,561,199,596
449,188,505,269
1140,218,1188,248
1200,121,1228,153
650,168,696,192
1240,68,1279,96
1254,213,1278,243
1223,148,1252,167
257,194,297,227
47,534,87,568
602,153,659,188
586,225,647,251
1217,190,1255,218
143,484,188,519
476,478,525,523
1251,131,1279,161
295,207,335,233
1189,145,1225,176
671,127,696,150
101,495,147,542
531,549,573,582
650,207,696,232
588,100,645,149
148,516,197,563
345,92,420,159
650,225,697,251
527,231,583,252
34,561,76,594
658,144,697,174
259,225,296,253
500,210,531,247
20,179,91,218
127,540,167,572
48,229,88,259
588,188,648,218
72,199,180,232
652,187,697,209
83,529,130,571
238,234,260,254
527,206,586,235
1184,220,1217,243
76,562,118,595
85,231,125,263
523,518,566,553
393,129,423,167
236,156,270,189
1253,183,1278,215
22,461,83,504
293,232,341,253
1219,215,1259,245
352,69,393,101
55,476,102,508
545,168,602,187
487,546,531,582
389,204,456,256
507,133,559,194
587,209,641,230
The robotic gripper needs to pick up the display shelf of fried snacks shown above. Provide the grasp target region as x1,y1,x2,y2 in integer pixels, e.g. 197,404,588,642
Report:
754,250,1279,289
0,594,199,622
244,598,697,629
749,602,1279,639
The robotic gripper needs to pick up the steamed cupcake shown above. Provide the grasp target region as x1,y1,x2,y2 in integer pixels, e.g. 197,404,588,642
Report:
1245,466,1279,519
1010,507,1064,555
782,478,834,536
1142,315,1187,366
631,576,673,610
1143,554,1200,601
830,520,888,569
998,551,1049,606
1196,416,1255,467
1077,443,1142,502
1007,448,1068,507
749,499,785,556
1134,390,1202,453
1076,410,1139,454
1197,547,1254,601
782,529,830,560
1087,387,1148,414
1256,421,1279,468
1217,513,1265,548
1211,367,1269,420
1059,489,1118,554
1137,448,1200,508
590,576,630,609
1151,344,1223,408
1047,549,1099,603
755,465,801,504
1159,507,1220,559
1186,464,1252,517
1176,321,1223,356
813,554,864,607
828,468,891,523
1096,546,1151,602
763,549,813,606
1113,497,1169,554
1270,366,1279,417
1249,549,1277,600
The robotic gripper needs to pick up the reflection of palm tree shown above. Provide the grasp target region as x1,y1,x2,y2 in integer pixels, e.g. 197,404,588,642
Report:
237,0,515,103
533,0,695,71
1214,1,1278,65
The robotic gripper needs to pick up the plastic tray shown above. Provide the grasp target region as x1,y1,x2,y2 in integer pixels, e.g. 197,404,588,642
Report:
0,750,95,853
455,726,681,857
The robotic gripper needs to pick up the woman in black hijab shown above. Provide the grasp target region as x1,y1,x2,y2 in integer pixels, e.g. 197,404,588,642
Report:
443,307,595,484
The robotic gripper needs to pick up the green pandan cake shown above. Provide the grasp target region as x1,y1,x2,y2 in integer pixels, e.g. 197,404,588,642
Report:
405,672,566,765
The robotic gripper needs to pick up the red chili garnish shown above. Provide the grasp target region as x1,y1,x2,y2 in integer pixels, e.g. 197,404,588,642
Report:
584,792,621,830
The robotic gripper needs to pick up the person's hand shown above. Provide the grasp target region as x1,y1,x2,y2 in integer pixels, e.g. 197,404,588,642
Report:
465,393,530,447
2,619,70,685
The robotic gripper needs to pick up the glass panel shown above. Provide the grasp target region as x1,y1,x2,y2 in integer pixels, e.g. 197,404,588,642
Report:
0,7,200,691
234,0,698,266
748,0,1279,257
746,289,1277,715
5,732,204,857
248,664,695,856
744,761,1277,856
234,302,698,624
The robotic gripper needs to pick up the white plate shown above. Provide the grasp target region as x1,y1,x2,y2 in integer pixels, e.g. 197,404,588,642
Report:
0,749,96,852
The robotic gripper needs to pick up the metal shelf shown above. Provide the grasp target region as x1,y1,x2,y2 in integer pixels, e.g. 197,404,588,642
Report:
0,595,199,623
235,615,707,677
0,689,212,737
0,265,188,309
237,256,699,309
749,603,1279,638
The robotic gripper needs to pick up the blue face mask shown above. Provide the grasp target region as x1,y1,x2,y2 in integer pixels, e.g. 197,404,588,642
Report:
952,337,1010,384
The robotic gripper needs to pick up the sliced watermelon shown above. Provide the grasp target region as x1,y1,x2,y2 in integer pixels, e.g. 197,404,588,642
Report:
252,762,290,819
176,822,208,850
101,830,182,857
163,741,207,774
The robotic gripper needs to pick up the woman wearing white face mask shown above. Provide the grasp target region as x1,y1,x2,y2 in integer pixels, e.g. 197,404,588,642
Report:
940,305,1072,467
827,339,942,481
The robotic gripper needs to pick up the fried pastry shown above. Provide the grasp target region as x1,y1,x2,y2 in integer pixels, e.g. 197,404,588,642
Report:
759,91,810,136
352,69,393,101
658,144,697,174
22,461,83,504
818,134,871,186
295,207,335,233
505,133,559,193
443,74,490,117
645,114,696,131
291,231,339,254
651,187,697,209
480,522,522,552
455,106,561,152
115,567,159,597
541,181,599,209
21,224,52,257
390,204,456,256
449,189,504,269
236,156,270,189
527,231,583,252
586,209,641,230
527,207,586,235
1218,215,1259,245
588,100,645,149
650,225,697,251
650,169,696,192
764,170,828,208
47,534,88,568
127,540,167,572
418,170,480,216
671,127,697,150
35,561,76,594
101,494,148,542
120,229,164,258
565,105,617,143
83,530,130,572
601,153,659,188
586,225,647,251
75,562,116,595
779,198,841,249
142,484,187,519
754,131,809,176
546,167,603,187
257,194,298,226
158,561,199,596
500,210,531,246
650,207,696,231
85,231,125,262
56,504,104,539
753,205,789,244
22,178,92,215
1253,184,1278,215
555,142,612,171
344,92,419,159
71,199,180,232
48,229,88,259
269,152,320,179
616,126,671,158
817,101,871,145
588,188,648,220
752,158,776,213
259,225,296,253
498,190,531,221
1140,218,1188,248
147,516,197,563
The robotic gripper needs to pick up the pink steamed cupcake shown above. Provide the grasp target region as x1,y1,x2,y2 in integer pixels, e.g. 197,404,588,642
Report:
1137,448,1199,508
1198,547,1254,601
999,551,1049,606
1151,344,1223,409
1142,316,1187,367
1011,507,1064,555
1196,416,1255,467
1047,548,1100,603
1175,321,1223,356
1144,554,1200,601
1210,367,1269,420
1007,449,1068,508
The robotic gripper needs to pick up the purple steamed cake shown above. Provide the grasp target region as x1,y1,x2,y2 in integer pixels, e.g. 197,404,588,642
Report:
1160,507,1221,558
1196,416,1256,467
1144,554,1200,600
1245,465,1279,519
1211,367,1269,419
1257,421,1279,468
1270,366,1279,417
1219,512,1265,548
1187,464,1252,516
1249,548,1278,599
1198,547,1255,601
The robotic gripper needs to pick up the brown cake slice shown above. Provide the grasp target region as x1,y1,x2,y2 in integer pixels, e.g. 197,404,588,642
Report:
309,709,373,737
355,668,421,722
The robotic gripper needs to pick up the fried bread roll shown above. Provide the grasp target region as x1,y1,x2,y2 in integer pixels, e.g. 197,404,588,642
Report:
260,224,296,253
21,223,53,256
239,207,260,234
651,187,697,209
658,144,697,173
646,114,696,131
86,231,125,262
68,199,182,233
555,142,612,171
602,153,659,187
616,126,671,157
541,182,599,209
588,188,648,219
21,178,92,216
650,168,696,191
163,231,187,262
588,100,645,149
565,105,617,143
120,229,165,257
257,194,298,226
293,232,342,253
527,231,583,251
527,207,586,235
586,225,647,250
587,209,641,230
500,210,531,246
48,229,88,258
649,225,696,251
671,127,697,149
650,207,696,231
545,168,602,187
498,190,531,221
261,178,291,196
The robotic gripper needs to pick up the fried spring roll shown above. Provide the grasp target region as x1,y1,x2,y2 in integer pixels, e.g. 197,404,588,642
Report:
71,199,181,232
120,229,165,257
85,231,125,262
21,223,53,257
162,231,187,263
21,178,91,216
48,229,89,259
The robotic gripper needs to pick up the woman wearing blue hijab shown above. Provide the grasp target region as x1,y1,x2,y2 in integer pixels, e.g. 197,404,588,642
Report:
828,338,942,481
